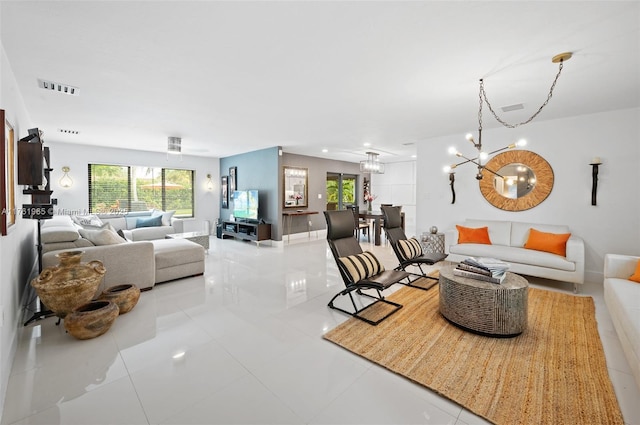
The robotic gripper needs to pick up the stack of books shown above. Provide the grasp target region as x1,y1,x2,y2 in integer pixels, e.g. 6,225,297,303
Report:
453,257,510,284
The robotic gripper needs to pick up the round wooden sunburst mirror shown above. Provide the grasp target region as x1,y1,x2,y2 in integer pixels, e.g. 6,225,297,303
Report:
479,150,554,211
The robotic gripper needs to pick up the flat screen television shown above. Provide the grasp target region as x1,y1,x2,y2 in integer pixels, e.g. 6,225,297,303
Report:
232,190,259,220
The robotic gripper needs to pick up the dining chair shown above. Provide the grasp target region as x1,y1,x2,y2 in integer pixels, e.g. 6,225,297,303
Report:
348,205,370,242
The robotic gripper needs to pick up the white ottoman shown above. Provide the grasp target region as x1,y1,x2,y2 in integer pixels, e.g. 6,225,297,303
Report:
151,239,205,283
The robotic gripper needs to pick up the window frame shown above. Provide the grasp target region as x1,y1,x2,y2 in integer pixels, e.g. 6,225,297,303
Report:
88,163,195,217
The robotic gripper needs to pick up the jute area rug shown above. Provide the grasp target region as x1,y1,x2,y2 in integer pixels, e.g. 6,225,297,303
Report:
323,284,624,425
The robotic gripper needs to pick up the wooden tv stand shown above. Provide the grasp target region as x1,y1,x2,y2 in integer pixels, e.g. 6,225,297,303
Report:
222,220,271,245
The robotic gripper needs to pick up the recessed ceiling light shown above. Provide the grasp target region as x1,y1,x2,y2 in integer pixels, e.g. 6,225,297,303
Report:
322,149,328,153
411,154,417,158
363,142,371,147
38,78,80,96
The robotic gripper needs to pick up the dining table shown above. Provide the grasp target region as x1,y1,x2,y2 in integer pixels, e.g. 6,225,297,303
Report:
358,210,405,246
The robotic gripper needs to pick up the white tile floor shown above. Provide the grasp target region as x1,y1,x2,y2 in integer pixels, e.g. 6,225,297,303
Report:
3,234,639,425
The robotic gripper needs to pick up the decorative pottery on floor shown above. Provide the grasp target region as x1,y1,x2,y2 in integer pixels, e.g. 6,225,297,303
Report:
99,284,140,314
64,300,119,340
31,251,106,318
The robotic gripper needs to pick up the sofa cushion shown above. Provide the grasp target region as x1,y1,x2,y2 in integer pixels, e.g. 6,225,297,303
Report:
524,228,572,257
449,244,576,272
398,237,423,260
464,219,511,246
41,226,81,244
136,215,162,228
456,225,491,244
511,221,570,248
79,228,127,246
151,239,205,269
99,216,127,231
338,251,385,282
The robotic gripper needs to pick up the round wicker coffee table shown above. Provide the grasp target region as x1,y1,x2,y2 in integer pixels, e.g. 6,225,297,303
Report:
439,265,528,337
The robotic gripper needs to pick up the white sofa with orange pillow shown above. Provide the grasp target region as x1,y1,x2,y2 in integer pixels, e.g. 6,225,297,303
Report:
444,219,585,292
603,253,640,391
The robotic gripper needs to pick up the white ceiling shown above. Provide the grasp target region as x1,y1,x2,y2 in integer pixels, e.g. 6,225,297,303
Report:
1,1,638,164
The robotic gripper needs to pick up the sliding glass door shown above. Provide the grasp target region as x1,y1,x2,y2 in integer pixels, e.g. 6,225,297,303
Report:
326,173,357,210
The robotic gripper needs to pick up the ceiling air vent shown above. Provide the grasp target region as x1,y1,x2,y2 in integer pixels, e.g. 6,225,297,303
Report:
501,103,524,112
38,79,80,96
58,128,79,135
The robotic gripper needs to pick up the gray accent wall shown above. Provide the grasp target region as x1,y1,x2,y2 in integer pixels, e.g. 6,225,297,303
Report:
281,153,365,237
219,149,367,241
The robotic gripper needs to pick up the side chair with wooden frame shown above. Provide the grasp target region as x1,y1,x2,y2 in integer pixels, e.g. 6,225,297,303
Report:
324,209,411,325
347,205,370,242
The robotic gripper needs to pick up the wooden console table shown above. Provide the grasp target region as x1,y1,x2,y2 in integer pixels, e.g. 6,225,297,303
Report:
282,210,319,243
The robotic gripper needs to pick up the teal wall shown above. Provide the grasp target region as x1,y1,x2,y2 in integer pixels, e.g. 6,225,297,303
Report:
220,146,281,239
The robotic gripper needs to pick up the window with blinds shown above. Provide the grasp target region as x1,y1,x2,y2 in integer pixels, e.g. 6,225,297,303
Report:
88,164,194,217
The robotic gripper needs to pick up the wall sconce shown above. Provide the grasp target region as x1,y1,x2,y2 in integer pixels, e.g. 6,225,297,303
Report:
449,172,456,204
590,157,602,206
206,174,214,191
59,166,73,188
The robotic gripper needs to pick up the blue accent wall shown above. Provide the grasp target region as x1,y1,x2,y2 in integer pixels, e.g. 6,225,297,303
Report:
220,146,281,238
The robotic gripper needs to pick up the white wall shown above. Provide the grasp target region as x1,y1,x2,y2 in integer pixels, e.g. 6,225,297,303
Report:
45,142,220,233
417,107,640,283
371,161,417,236
0,43,41,420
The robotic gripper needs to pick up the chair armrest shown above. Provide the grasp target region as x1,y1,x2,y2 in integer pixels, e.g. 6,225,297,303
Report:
171,218,185,233
444,228,458,254
565,236,584,263
604,253,640,279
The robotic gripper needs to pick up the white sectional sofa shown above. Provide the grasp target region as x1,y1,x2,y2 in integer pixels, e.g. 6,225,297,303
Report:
603,253,640,391
445,219,585,292
40,215,205,295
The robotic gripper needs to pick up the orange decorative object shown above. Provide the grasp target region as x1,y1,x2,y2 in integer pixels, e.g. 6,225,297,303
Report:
456,225,492,245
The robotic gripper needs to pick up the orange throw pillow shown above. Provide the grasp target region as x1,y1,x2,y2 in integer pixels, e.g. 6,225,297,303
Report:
629,261,640,283
524,228,571,256
456,225,492,244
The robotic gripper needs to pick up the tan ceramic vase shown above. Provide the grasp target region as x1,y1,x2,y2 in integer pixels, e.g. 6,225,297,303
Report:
100,284,140,315
31,251,106,318
64,300,119,340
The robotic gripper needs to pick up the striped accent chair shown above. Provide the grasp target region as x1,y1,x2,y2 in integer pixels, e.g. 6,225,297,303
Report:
324,209,411,325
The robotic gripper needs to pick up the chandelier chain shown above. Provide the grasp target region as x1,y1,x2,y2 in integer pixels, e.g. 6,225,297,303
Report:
480,60,564,129
478,81,483,132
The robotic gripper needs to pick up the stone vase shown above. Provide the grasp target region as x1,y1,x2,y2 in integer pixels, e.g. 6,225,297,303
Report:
100,284,140,315
64,300,119,340
31,251,106,318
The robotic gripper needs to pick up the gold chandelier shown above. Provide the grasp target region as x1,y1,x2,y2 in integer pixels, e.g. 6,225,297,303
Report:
444,52,572,182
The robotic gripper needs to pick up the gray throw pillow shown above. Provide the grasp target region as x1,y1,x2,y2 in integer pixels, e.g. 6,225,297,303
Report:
78,228,127,246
